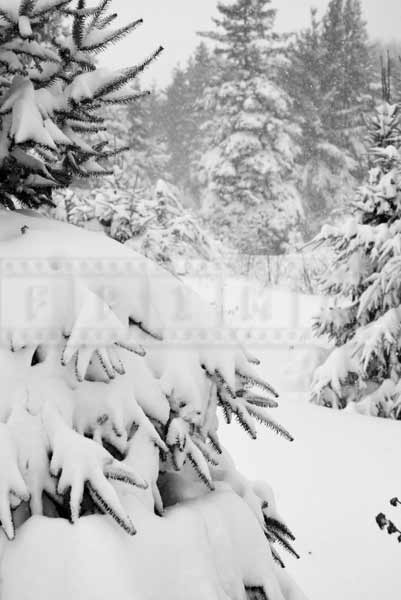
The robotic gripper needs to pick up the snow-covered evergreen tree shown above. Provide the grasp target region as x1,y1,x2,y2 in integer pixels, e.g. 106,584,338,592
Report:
311,91,401,418
321,0,372,151
285,9,358,236
55,86,170,229
163,66,194,190
124,180,217,271
198,0,302,253
285,1,373,237
58,178,217,273
124,83,169,187
0,0,162,208
0,3,307,598
174,43,215,202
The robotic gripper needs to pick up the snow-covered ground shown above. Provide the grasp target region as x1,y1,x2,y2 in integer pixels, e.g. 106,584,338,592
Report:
222,351,401,600
189,275,401,600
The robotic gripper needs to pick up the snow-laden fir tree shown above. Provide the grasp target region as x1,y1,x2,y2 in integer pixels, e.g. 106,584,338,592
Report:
0,2,308,598
161,42,215,203
54,81,170,232
321,0,373,153
285,8,359,237
163,66,194,191
0,0,163,208
124,82,169,187
57,177,218,274
123,180,218,272
198,0,302,254
311,87,401,418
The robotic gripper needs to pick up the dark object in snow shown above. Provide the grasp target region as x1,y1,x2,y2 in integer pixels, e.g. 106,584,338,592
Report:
376,509,401,542
376,513,388,530
245,586,268,600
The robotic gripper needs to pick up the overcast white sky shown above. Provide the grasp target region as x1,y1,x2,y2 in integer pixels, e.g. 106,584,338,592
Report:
100,0,401,87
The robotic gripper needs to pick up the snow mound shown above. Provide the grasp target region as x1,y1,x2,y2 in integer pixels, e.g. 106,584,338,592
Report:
0,211,305,600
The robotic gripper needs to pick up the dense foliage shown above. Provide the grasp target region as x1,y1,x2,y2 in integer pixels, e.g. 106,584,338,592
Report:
0,0,162,209
195,0,302,253
284,1,373,235
311,98,401,418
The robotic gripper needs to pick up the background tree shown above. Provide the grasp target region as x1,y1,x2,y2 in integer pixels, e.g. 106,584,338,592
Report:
311,77,401,417
125,83,170,187
285,1,373,237
320,0,373,160
197,0,302,253
159,45,215,205
162,66,193,191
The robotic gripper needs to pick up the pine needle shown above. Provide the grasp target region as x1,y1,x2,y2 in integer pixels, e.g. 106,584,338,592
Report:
246,405,294,442
87,482,136,536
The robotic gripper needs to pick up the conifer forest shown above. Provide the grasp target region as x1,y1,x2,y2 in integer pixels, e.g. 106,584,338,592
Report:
0,1,400,599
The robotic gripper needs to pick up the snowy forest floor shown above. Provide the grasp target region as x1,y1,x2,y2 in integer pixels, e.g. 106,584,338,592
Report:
187,275,401,600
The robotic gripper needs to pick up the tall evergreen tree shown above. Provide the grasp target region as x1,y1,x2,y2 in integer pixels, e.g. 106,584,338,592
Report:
320,0,346,139
187,42,213,107
125,84,169,186
321,0,373,150
186,42,216,203
198,0,301,253
343,0,372,110
163,66,194,190
311,88,401,417
285,9,358,235
160,45,216,204
285,1,373,236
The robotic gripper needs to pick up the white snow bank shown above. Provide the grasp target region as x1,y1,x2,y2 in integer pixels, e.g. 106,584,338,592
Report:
0,490,305,600
222,344,401,600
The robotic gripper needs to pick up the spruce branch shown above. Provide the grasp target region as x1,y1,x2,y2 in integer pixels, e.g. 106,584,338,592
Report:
101,90,151,105
93,46,164,99
187,451,215,491
270,530,300,559
97,12,118,30
87,483,137,535
192,437,219,466
33,0,73,17
234,407,257,440
62,5,101,17
105,466,148,490
270,547,285,569
81,19,143,53
245,394,279,409
246,405,294,442
72,0,87,49
207,431,223,455
128,316,163,341
236,370,279,399
89,0,113,29
264,516,296,542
